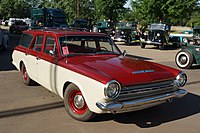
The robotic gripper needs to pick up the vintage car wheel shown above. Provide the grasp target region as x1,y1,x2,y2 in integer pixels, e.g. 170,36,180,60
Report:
64,83,95,121
126,36,132,45
21,63,34,86
140,43,145,48
175,50,194,69
159,44,165,50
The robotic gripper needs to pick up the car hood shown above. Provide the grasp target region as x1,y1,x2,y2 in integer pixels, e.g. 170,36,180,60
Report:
67,55,179,86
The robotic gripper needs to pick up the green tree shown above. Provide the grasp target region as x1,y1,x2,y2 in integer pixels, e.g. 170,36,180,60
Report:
94,0,127,22
131,0,199,26
41,0,95,23
0,0,30,19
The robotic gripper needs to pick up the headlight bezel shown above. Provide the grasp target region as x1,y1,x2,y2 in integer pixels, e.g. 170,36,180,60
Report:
104,80,121,99
174,72,187,87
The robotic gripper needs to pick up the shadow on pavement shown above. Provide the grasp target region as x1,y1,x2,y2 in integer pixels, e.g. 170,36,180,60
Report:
0,102,63,118
92,92,200,128
0,33,21,71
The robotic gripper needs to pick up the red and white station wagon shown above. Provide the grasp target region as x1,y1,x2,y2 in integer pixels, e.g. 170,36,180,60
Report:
12,28,187,121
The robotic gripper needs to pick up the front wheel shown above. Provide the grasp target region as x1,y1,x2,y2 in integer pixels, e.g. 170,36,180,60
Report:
64,83,95,121
175,50,194,69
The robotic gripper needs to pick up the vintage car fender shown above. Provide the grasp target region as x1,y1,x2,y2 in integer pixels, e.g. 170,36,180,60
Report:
182,46,200,65
54,65,108,113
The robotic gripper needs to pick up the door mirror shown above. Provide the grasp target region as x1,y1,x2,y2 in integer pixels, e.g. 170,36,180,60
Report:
49,50,55,56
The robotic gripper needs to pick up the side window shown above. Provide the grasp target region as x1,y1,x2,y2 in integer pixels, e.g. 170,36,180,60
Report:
32,35,44,52
99,38,113,52
44,36,57,56
20,33,33,48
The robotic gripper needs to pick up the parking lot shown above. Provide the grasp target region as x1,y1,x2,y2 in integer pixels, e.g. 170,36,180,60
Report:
0,30,200,133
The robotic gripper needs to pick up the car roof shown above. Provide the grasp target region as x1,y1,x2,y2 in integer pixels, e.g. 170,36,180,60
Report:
23,28,108,37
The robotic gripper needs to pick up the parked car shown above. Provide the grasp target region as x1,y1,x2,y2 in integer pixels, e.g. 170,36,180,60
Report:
140,23,170,50
95,20,111,34
9,20,29,33
0,28,8,50
110,21,140,45
12,28,187,121
169,30,193,47
1,20,8,26
70,19,92,31
175,26,200,68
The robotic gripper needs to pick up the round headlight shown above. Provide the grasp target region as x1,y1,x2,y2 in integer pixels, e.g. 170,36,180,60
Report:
183,38,188,43
157,33,160,36
121,31,124,34
104,80,121,99
174,72,187,87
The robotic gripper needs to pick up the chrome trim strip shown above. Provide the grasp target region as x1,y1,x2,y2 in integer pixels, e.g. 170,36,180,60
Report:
132,70,154,74
96,89,187,112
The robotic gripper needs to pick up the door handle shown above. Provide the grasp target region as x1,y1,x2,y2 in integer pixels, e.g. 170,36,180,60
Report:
25,53,29,56
36,57,40,60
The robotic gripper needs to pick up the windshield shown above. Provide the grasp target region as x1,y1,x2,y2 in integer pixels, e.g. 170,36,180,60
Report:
58,36,121,56
116,22,135,28
150,24,166,30
193,29,200,38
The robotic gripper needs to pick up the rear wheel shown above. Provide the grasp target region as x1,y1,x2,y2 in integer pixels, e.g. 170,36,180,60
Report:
140,42,145,48
64,83,95,121
126,36,131,45
21,63,34,86
175,50,194,69
159,44,165,50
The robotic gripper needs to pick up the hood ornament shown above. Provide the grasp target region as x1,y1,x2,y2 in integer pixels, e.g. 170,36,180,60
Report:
132,70,154,74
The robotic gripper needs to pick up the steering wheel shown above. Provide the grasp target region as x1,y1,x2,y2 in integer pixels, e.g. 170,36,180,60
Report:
94,46,109,52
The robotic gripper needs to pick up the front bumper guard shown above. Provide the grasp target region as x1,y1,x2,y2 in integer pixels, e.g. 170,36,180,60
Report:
96,89,187,113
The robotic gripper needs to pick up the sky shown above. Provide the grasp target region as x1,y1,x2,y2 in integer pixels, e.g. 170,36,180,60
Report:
124,0,131,8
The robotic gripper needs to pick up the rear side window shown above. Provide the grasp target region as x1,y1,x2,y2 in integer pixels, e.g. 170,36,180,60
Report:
20,33,33,48
32,35,44,52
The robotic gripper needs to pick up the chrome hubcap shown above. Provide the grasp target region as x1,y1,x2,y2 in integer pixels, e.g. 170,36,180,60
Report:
74,95,85,109
180,56,187,64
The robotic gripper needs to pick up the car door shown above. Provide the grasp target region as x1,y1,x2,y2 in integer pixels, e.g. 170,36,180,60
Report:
26,35,44,81
37,35,58,92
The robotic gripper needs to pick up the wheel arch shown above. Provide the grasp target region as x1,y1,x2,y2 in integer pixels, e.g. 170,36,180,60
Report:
182,48,196,63
62,81,85,99
19,60,25,71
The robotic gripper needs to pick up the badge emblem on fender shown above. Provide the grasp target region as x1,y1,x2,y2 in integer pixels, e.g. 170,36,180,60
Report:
132,70,154,74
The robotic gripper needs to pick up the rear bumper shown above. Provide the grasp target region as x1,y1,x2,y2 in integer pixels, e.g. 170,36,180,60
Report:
96,89,187,113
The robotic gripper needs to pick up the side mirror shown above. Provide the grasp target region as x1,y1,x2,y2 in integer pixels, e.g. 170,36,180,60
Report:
123,50,127,56
49,50,55,56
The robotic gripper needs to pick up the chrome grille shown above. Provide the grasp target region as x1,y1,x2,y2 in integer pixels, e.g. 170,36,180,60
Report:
117,80,177,101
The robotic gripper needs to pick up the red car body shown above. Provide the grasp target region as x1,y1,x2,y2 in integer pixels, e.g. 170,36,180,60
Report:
12,28,187,121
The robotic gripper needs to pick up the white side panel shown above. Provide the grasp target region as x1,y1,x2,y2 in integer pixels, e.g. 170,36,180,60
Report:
12,50,38,82
37,59,57,92
56,66,107,113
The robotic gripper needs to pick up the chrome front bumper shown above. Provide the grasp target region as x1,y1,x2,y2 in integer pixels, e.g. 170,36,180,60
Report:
96,89,187,113
141,40,162,45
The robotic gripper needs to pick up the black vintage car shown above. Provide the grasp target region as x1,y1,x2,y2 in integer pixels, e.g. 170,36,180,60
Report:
140,23,170,50
110,21,140,45
70,19,92,31
95,20,111,34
